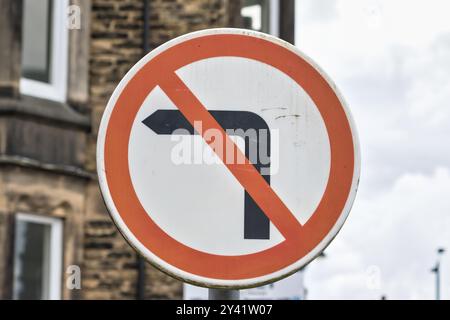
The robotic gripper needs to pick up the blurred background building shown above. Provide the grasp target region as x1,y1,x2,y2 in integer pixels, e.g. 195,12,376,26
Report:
0,0,295,300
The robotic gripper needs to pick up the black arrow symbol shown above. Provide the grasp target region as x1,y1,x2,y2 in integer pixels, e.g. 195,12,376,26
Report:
143,109,271,240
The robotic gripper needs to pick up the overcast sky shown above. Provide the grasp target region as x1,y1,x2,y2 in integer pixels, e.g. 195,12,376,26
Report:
295,0,450,299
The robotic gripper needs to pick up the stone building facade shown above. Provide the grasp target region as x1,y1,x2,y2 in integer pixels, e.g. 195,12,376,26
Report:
0,0,294,299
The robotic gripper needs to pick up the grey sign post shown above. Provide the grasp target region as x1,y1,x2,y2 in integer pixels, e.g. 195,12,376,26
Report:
208,288,240,300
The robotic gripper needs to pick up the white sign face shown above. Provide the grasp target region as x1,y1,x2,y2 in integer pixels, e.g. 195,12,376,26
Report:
129,56,330,255
97,29,360,288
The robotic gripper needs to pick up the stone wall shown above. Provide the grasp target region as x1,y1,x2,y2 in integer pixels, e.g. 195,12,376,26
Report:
148,0,242,47
0,0,243,300
83,0,243,300
0,166,87,299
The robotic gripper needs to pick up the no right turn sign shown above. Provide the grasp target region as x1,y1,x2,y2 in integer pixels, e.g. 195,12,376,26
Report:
97,28,360,288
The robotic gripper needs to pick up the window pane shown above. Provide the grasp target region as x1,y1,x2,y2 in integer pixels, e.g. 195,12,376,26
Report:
241,0,270,34
14,220,51,300
21,0,53,83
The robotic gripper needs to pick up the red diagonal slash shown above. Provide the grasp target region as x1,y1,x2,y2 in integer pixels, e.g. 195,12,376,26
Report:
159,72,303,241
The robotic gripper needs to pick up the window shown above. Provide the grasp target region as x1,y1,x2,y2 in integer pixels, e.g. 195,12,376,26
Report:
13,213,63,300
20,0,68,102
241,0,279,37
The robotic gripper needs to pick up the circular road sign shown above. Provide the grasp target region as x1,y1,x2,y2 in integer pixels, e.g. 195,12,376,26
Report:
97,28,360,288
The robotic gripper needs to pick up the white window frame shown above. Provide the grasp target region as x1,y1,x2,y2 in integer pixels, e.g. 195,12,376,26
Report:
13,213,63,300
241,0,280,37
20,0,69,102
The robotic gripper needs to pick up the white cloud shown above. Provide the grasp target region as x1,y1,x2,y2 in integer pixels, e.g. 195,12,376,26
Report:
297,0,450,191
296,0,450,299
297,0,450,79
406,34,450,126
306,168,450,299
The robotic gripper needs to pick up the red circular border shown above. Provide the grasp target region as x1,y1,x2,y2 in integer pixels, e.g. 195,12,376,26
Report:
103,33,355,280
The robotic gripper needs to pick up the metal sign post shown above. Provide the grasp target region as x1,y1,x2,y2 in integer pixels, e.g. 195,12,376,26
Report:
208,288,240,300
